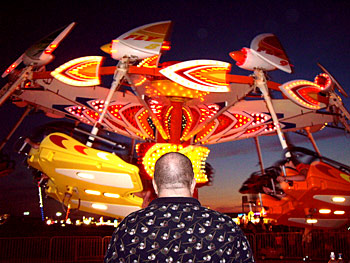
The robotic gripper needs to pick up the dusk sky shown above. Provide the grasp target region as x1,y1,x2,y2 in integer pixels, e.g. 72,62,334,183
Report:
0,0,349,217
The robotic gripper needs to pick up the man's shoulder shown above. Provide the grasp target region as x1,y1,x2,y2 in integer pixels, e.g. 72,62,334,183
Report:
200,207,241,229
121,205,155,223
118,200,239,232
199,206,234,220
126,199,234,220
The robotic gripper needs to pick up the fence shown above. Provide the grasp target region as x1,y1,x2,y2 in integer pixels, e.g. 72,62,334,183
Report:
0,236,108,263
0,232,349,262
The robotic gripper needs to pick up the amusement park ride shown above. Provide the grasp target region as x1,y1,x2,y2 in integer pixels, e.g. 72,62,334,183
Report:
1,21,350,229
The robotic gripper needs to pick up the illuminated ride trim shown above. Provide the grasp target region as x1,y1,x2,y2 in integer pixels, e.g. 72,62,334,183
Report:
51,56,103,86
159,60,231,92
279,80,326,110
314,73,332,91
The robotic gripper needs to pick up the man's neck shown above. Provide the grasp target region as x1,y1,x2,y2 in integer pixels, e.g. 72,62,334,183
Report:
157,188,192,198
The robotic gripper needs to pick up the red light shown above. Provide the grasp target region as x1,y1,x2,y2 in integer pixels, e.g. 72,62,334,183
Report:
108,104,124,120
85,110,99,121
44,44,58,54
229,48,247,66
198,106,218,124
314,73,331,90
5,63,17,74
161,41,171,51
24,81,31,88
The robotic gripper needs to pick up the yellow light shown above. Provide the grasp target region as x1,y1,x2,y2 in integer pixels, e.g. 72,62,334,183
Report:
334,210,345,215
306,218,318,224
319,209,331,214
77,172,95,179
83,217,92,225
151,80,209,99
137,55,159,68
85,189,101,195
92,203,108,210
140,143,209,183
332,196,346,203
56,212,62,217
104,193,121,198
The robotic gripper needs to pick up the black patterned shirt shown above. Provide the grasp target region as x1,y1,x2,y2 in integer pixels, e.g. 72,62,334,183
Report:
104,197,254,262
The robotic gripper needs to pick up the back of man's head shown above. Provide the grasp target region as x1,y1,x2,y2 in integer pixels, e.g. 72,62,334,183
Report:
154,152,194,191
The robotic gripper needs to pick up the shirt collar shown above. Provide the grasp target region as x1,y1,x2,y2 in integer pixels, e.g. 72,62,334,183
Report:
149,197,201,206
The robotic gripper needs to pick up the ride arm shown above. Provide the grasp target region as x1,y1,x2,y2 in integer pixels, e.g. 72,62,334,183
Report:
277,174,306,183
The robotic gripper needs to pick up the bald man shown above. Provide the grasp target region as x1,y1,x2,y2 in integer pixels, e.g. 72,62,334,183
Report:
104,152,255,262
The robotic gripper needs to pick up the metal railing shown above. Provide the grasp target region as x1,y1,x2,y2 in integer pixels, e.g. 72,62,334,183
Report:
0,236,50,262
0,232,349,262
246,232,350,260
49,236,104,262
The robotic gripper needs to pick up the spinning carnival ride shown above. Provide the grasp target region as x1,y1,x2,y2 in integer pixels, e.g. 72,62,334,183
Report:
1,21,350,227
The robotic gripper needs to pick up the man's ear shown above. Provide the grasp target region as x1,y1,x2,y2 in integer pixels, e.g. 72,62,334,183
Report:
152,178,158,196
190,178,196,196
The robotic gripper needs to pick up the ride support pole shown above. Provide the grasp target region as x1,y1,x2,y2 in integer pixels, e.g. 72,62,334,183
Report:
87,57,129,147
305,127,322,157
329,93,350,132
169,100,183,144
0,106,32,151
254,137,264,173
255,69,291,158
0,66,33,106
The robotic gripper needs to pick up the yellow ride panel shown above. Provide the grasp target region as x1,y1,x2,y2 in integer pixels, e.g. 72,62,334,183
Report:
27,132,143,218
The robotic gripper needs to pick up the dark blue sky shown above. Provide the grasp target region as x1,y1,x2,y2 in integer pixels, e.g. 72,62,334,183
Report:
0,0,349,216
